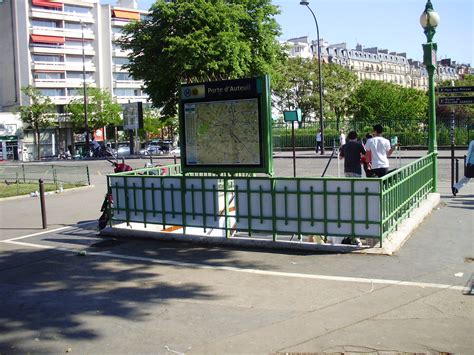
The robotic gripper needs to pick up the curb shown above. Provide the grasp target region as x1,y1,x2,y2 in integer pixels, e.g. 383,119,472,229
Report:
0,184,96,202
100,193,440,255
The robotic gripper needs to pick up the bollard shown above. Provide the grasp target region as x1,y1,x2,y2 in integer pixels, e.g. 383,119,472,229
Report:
455,158,459,183
39,179,47,229
174,155,177,165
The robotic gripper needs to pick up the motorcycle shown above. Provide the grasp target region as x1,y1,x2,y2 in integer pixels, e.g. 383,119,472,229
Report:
98,159,133,230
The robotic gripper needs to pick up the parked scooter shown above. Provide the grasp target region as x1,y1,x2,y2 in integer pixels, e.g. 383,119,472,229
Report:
98,159,133,230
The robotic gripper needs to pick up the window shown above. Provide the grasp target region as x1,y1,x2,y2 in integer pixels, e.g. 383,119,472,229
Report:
34,72,64,80
111,27,122,34
32,19,60,28
38,88,65,96
113,57,130,66
67,88,82,96
66,55,92,64
113,72,133,81
33,54,63,62
66,71,93,80
64,5,90,15
114,88,141,97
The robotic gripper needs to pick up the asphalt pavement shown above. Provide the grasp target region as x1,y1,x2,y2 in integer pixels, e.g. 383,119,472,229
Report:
0,151,472,353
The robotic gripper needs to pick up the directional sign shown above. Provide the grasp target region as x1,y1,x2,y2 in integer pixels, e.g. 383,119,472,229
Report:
438,86,474,93
439,96,474,106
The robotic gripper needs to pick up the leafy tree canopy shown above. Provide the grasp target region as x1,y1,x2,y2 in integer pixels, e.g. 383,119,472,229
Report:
17,86,56,160
350,80,428,130
67,87,122,134
120,0,284,117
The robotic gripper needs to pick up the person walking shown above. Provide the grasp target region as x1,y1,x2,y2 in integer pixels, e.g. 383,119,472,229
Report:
339,130,346,147
315,130,322,154
339,131,366,177
452,139,474,196
364,124,396,177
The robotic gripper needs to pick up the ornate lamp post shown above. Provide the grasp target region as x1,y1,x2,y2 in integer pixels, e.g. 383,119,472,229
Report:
420,0,440,191
300,0,325,155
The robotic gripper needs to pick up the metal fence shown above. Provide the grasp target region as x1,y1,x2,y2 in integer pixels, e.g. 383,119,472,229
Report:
106,153,435,247
0,164,91,187
273,117,473,149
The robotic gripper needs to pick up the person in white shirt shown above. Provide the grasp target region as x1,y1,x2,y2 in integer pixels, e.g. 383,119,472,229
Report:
315,130,322,154
364,124,396,177
339,131,346,147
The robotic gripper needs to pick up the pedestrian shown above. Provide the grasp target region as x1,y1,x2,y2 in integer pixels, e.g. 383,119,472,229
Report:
361,133,374,177
339,130,346,147
315,129,322,154
364,124,397,177
452,139,474,196
339,131,366,178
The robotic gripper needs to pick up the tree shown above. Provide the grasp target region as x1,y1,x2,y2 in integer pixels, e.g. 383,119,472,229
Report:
17,86,56,160
272,57,319,124
350,80,427,130
67,87,122,136
273,58,358,128
322,63,359,130
119,0,284,117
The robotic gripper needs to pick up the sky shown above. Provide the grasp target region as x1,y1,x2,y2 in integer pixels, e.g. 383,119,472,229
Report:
102,0,474,65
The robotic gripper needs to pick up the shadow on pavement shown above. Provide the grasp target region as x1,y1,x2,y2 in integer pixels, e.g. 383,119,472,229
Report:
0,245,217,353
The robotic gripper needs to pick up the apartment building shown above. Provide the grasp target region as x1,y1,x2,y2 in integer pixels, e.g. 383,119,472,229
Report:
281,36,469,92
0,0,148,159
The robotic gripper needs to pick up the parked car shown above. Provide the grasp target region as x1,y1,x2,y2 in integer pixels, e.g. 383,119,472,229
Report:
115,144,131,157
139,145,162,155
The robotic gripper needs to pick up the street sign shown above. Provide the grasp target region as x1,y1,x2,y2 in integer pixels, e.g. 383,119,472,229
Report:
283,109,302,122
439,96,474,106
438,86,474,94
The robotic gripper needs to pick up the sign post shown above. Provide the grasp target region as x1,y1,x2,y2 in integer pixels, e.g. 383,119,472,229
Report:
123,102,144,155
283,109,302,177
438,85,474,194
179,76,273,174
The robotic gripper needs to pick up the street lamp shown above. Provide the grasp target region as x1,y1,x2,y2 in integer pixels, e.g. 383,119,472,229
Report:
420,0,440,191
81,20,90,154
300,0,325,155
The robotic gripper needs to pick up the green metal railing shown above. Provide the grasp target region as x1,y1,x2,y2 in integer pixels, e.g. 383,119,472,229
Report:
0,164,91,187
380,153,436,238
107,154,436,247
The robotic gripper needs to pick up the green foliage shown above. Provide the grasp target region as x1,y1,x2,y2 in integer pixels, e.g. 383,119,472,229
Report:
142,108,178,140
18,86,56,130
272,58,358,128
67,87,122,133
120,0,284,117
350,80,428,130
17,86,56,160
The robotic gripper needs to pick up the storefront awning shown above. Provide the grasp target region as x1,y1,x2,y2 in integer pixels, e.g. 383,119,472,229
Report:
112,9,140,20
31,34,65,44
32,0,63,9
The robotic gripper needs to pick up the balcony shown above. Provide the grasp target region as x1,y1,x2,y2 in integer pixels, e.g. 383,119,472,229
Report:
30,26,95,41
115,95,149,104
64,62,96,71
30,44,95,56
33,78,95,88
114,80,144,88
30,8,94,25
31,61,66,71
112,48,132,57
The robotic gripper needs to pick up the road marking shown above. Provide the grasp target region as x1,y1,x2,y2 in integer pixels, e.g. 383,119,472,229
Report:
1,221,97,242
2,239,466,292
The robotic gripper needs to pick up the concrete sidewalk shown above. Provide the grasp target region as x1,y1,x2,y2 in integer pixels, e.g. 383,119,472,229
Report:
0,155,472,353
